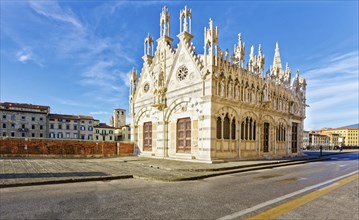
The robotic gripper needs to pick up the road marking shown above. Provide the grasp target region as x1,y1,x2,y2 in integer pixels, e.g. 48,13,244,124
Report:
247,173,358,220
217,170,358,220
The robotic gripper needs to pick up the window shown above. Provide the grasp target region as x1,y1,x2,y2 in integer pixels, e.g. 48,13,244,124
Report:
128,134,131,139
216,117,222,139
11,123,15,128
49,119,54,121
66,119,70,123
50,124,54,129
223,114,231,140
66,133,70,138
81,135,85,140
2,123,6,128
74,133,78,139
110,136,112,140
32,125,35,129
58,124,62,129
81,121,84,123
40,125,43,130
40,133,43,138
177,65,188,81
96,135,99,140
80,126,85,131
74,125,78,130
231,118,236,140
102,130,106,135
40,117,43,121
66,125,70,130
2,115,6,119
89,121,92,124
57,133,63,138
109,130,113,134
58,119,63,122
21,133,25,137
32,133,35,137
292,123,298,153
22,124,25,129
2,132,6,137
32,117,35,121
276,123,286,142
21,116,26,120
96,129,99,134
241,117,256,141
88,135,92,140
11,114,15,121
88,126,93,131
11,132,15,137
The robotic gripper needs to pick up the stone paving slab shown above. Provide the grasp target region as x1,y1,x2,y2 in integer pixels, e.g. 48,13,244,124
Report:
0,151,355,187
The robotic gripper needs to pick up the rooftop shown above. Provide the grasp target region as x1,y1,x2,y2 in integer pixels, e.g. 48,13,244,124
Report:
48,113,94,120
0,102,50,111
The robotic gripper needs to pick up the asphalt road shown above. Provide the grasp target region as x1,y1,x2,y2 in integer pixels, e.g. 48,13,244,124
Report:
1,152,358,220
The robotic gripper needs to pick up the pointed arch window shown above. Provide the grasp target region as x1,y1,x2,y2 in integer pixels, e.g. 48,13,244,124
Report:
241,117,256,141
223,114,230,139
216,117,222,139
231,118,236,140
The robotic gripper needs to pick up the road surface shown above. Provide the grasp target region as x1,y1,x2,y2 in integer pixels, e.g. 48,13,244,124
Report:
1,152,358,219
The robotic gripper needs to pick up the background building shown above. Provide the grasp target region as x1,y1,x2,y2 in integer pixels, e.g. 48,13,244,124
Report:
94,123,115,141
322,124,359,147
47,114,94,140
115,124,131,142
1,102,49,138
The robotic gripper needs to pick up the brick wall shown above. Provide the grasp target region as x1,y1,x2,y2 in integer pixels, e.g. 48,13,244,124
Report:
0,137,134,158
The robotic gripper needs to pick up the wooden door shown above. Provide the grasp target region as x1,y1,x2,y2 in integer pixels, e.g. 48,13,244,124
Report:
177,118,191,153
292,123,298,153
263,123,269,152
143,122,152,151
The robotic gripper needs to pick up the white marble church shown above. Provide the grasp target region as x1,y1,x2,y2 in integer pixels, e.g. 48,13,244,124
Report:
129,6,307,162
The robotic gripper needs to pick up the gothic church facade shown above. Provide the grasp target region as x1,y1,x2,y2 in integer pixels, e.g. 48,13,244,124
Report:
130,6,307,162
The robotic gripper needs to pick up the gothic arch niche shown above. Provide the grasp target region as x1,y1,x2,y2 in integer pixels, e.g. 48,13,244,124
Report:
134,106,156,154
260,115,276,154
276,118,288,155
165,97,201,157
215,106,239,154
240,111,258,158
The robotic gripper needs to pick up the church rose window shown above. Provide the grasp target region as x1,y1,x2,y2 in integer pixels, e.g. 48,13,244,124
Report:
143,83,149,93
177,65,188,81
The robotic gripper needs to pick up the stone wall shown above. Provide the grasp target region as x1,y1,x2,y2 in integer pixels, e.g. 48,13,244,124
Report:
0,137,134,158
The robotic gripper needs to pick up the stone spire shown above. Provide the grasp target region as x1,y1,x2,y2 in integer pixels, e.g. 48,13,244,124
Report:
130,67,138,96
203,18,219,67
234,33,245,67
257,44,265,74
160,6,170,38
273,41,282,71
180,5,192,33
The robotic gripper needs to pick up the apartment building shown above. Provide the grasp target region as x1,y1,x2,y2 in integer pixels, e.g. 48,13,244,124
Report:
93,123,115,141
0,102,49,138
322,126,358,146
48,114,94,140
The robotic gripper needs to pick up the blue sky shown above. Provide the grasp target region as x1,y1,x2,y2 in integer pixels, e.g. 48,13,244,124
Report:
1,0,358,130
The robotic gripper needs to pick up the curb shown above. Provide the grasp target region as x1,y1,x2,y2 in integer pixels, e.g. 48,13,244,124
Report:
133,157,331,182
0,175,133,189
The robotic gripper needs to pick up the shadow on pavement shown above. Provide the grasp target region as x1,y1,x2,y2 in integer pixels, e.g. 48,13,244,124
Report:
0,172,109,179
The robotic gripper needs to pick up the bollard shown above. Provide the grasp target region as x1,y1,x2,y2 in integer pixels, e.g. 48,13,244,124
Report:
320,146,323,157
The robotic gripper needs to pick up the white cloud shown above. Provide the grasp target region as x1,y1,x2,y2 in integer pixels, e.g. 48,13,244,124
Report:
304,51,359,129
16,49,32,63
89,111,109,115
29,1,83,30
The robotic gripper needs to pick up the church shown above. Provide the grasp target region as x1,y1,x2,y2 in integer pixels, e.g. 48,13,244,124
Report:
129,6,307,162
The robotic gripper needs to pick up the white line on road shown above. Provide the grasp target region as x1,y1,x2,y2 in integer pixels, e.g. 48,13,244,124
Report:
217,170,359,220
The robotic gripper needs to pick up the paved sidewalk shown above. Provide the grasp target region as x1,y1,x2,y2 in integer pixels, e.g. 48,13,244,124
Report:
0,151,355,188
